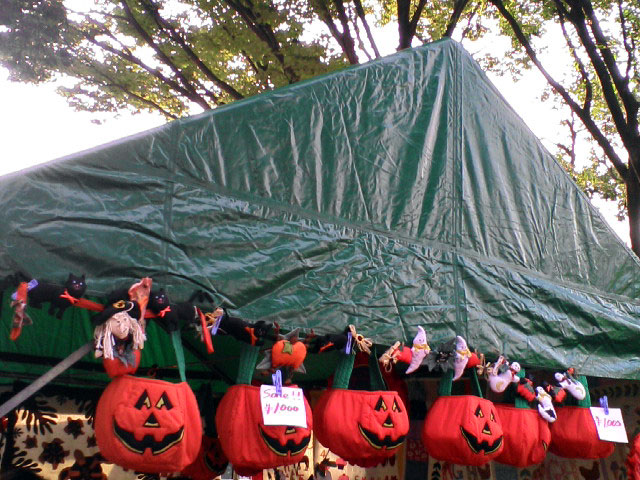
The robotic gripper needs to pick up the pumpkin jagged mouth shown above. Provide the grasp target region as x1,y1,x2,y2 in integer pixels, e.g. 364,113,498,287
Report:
113,420,184,455
460,426,503,455
358,424,405,450
259,427,310,457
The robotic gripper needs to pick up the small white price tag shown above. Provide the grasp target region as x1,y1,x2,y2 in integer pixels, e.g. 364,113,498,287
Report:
590,407,628,443
260,384,307,428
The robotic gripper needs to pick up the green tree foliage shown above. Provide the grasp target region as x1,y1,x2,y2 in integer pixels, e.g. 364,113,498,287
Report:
1,0,639,255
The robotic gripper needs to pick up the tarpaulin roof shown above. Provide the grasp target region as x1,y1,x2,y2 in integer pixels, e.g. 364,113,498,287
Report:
1,38,640,386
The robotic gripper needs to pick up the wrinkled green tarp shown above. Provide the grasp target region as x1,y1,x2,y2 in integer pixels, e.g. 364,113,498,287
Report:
1,38,640,383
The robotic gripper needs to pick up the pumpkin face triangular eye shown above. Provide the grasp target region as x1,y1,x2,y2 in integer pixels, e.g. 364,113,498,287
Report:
392,399,402,413
155,392,173,410
135,390,152,410
490,412,495,422
474,405,484,418
375,397,388,412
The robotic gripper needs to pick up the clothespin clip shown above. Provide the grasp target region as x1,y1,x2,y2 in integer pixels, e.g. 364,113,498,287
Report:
599,396,609,415
11,279,37,301
345,331,353,354
208,307,225,336
272,369,283,396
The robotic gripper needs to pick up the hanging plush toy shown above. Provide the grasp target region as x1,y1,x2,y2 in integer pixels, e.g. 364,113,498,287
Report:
487,356,521,393
93,278,151,373
93,300,146,362
256,326,309,374
379,341,413,372
453,336,472,380
215,309,272,346
148,289,200,331
313,327,351,353
554,368,586,400
24,273,87,318
9,281,31,341
405,326,430,374
535,386,557,423
424,338,457,373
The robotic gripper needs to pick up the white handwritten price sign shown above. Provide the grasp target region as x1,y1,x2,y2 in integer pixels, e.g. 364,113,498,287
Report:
260,385,307,428
590,407,628,443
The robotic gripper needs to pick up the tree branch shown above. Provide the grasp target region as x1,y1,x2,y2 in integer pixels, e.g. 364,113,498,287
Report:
313,0,358,64
408,0,429,40
140,0,243,101
353,0,380,58
118,0,211,110
331,0,359,63
94,70,179,119
579,0,639,135
81,30,207,110
489,0,628,178
617,0,634,80
222,0,300,82
444,0,472,38
554,1,592,112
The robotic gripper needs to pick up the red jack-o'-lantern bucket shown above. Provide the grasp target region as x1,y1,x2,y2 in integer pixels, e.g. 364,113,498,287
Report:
423,369,504,466
549,375,614,459
314,349,409,467
495,369,551,467
216,343,313,476
95,331,201,474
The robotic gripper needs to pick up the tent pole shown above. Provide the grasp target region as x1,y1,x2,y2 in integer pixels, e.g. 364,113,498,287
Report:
0,341,93,418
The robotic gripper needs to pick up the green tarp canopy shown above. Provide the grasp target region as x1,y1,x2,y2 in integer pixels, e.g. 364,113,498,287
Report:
1,38,640,390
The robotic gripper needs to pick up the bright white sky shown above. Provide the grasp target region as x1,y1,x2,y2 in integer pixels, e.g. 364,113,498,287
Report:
0,26,630,246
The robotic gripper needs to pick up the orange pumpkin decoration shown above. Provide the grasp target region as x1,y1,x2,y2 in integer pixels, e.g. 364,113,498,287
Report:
314,389,409,466
494,369,551,468
271,339,307,370
182,436,229,480
95,375,202,474
215,384,312,476
314,352,409,467
549,375,614,459
423,370,504,466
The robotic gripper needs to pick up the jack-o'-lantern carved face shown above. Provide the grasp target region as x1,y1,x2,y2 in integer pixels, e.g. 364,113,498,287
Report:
313,389,409,467
95,376,201,474
422,395,504,466
358,394,407,450
113,388,184,455
216,384,313,475
460,402,503,455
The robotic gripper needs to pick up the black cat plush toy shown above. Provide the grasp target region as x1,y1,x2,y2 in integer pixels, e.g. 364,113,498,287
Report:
27,273,87,318
147,289,199,332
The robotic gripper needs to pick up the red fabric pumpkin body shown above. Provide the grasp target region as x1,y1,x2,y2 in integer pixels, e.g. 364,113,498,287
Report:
95,375,202,474
182,436,229,480
549,406,614,459
102,349,141,378
313,389,409,467
215,384,312,476
494,405,550,467
423,395,504,466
